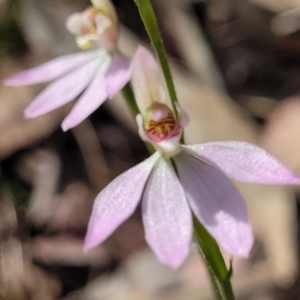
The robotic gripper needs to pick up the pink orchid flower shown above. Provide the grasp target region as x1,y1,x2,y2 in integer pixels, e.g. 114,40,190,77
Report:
4,0,132,131
85,46,300,268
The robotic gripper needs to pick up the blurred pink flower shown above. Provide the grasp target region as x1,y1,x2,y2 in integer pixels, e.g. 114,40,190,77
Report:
4,50,132,131
66,0,118,51
4,0,131,131
85,46,300,268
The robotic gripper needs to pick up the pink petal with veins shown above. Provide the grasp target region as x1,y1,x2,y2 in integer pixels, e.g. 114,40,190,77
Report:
62,56,111,131
142,157,192,268
174,152,253,257
105,54,132,98
85,152,160,250
24,58,100,118
4,52,93,86
184,142,300,184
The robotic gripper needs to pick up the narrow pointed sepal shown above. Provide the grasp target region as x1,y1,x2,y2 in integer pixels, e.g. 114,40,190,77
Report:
84,152,160,250
24,58,101,118
142,157,192,268
184,142,300,184
4,52,94,86
174,152,253,257
61,56,111,131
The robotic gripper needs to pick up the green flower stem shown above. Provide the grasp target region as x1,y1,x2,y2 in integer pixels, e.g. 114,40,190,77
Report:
134,0,178,118
193,216,235,300
122,83,140,116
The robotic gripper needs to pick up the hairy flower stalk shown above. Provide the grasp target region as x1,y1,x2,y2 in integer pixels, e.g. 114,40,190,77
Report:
85,46,300,268
4,0,132,131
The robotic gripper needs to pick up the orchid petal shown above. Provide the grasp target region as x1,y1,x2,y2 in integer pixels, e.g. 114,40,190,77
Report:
24,57,101,118
61,56,111,131
105,54,132,98
142,158,192,268
174,152,253,257
4,52,95,86
85,152,160,250
184,142,300,184
131,46,170,114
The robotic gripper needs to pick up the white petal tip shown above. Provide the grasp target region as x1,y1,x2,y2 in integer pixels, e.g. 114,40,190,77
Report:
3,78,20,86
61,117,81,132
83,243,95,252
61,121,70,132
158,254,187,269
61,126,69,132
24,108,38,119
234,248,251,258
3,79,12,86
83,232,101,251
290,177,300,184
225,236,254,258
83,247,90,253
165,260,184,269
